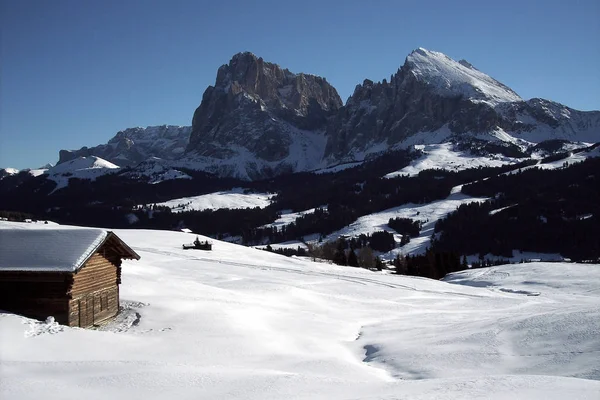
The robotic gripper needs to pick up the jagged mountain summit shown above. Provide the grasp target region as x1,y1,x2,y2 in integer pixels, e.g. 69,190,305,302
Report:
48,48,599,182
184,52,343,179
324,48,599,163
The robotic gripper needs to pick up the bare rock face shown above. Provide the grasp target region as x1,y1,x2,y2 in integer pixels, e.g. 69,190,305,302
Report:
58,125,192,167
186,52,342,177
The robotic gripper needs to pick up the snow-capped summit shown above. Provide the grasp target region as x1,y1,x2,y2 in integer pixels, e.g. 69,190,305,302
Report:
49,156,119,175
324,48,598,163
46,156,120,192
405,48,522,105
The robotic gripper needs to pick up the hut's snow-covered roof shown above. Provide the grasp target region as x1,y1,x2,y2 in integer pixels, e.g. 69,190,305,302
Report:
0,228,109,272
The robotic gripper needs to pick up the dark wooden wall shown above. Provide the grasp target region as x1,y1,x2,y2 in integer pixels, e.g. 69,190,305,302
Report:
0,272,71,324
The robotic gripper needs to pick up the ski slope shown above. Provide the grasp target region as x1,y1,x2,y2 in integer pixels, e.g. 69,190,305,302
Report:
1,222,599,399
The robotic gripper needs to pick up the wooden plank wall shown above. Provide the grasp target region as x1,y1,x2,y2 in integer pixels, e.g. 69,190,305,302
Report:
68,252,120,327
68,287,119,328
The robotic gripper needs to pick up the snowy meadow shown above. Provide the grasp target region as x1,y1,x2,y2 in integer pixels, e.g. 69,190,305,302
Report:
1,222,599,399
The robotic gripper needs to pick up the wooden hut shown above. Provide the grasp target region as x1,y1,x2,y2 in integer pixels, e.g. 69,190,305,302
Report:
0,227,140,328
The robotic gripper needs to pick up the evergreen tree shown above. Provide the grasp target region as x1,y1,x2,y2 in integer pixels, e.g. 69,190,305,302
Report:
393,254,407,274
374,256,384,271
347,249,359,267
357,247,375,269
332,239,347,265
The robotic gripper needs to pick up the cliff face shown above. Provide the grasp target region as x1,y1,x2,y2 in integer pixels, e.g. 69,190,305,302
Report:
184,52,342,178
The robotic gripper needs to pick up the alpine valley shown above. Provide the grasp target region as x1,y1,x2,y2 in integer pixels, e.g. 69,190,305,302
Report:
2,48,599,267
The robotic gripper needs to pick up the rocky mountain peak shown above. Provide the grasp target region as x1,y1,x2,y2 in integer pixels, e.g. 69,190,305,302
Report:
324,48,598,163
185,53,343,179
211,52,341,115
48,49,599,182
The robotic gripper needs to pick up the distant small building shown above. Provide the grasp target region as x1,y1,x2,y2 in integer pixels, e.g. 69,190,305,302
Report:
0,228,140,328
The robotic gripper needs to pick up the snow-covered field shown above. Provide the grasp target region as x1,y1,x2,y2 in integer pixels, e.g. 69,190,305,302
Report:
151,188,274,212
385,143,516,178
1,221,599,399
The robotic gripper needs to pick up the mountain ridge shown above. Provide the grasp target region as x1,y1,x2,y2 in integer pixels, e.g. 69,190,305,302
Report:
26,48,600,181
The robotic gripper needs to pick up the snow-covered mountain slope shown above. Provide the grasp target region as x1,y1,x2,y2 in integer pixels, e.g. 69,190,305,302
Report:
0,168,19,180
45,156,120,192
119,158,192,184
27,168,48,177
152,188,274,212
0,168,48,180
385,142,517,178
58,125,192,167
320,184,488,257
406,47,523,105
497,144,600,176
505,98,600,143
1,221,598,399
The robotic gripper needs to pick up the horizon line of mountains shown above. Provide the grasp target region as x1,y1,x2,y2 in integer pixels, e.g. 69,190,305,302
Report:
50,48,600,180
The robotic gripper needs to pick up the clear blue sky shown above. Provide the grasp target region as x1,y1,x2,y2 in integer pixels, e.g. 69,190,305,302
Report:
1,0,598,169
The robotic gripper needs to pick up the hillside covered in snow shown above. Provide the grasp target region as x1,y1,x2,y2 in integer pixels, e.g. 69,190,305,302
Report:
1,221,599,399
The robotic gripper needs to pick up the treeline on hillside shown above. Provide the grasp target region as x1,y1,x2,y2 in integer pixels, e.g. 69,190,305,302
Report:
27,157,540,246
433,158,600,261
388,217,421,237
298,237,465,280
233,162,540,243
0,168,242,216
393,250,464,280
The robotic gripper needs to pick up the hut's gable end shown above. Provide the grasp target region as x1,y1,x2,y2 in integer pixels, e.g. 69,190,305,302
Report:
68,251,120,327
70,252,119,297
